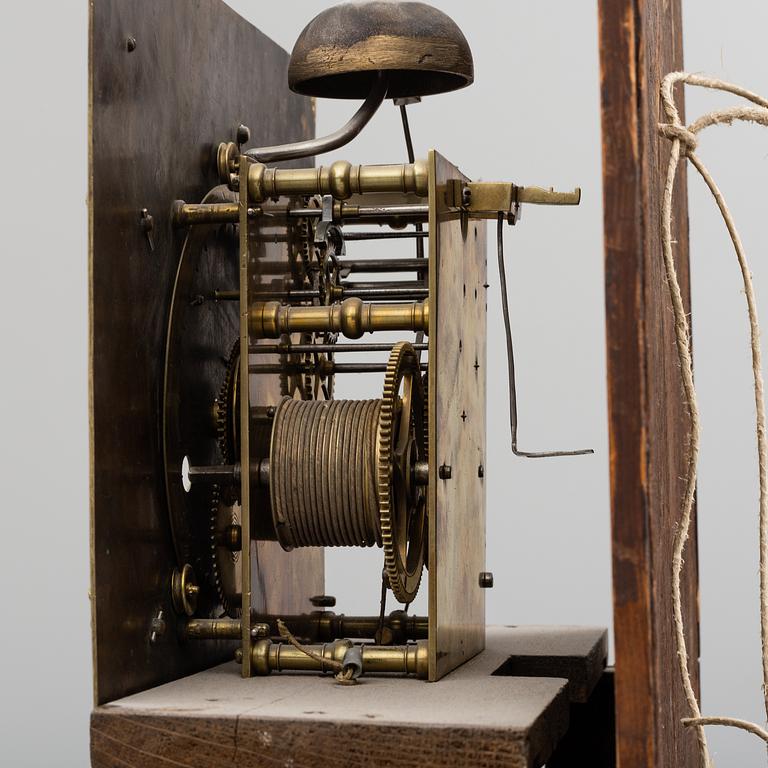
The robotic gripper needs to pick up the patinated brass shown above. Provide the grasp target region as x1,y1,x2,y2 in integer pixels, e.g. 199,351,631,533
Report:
172,200,241,226
91,0,583,697
448,180,582,218
171,564,199,617
247,638,429,678
184,611,428,643
250,297,429,339
248,160,428,203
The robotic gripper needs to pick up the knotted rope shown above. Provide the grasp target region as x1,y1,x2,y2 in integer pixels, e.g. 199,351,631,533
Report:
276,619,359,685
658,72,768,766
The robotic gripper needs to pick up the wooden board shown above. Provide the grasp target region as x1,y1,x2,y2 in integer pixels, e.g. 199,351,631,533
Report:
597,2,700,766
91,626,607,768
89,0,322,704
427,151,487,681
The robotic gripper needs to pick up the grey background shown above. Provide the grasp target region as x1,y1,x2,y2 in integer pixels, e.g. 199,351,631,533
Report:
1,0,765,765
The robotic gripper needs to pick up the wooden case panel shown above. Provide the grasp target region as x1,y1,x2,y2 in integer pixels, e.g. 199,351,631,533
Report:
89,0,321,703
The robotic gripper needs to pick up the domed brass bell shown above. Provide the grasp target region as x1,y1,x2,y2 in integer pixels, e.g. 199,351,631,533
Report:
288,1,474,99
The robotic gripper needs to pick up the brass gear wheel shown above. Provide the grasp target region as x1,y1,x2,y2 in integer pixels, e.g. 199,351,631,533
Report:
378,341,427,604
211,339,242,616
208,486,241,618
216,338,240,463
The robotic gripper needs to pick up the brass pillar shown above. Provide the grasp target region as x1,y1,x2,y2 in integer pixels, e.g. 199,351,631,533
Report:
250,297,429,339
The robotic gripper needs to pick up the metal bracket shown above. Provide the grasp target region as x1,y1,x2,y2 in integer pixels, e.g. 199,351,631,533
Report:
448,180,581,221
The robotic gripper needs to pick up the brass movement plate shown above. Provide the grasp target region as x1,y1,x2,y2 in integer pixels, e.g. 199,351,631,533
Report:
89,0,321,703
428,151,488,680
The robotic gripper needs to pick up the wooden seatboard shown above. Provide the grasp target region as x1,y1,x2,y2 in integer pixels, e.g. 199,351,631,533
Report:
427,151,487,681
91,626,608,768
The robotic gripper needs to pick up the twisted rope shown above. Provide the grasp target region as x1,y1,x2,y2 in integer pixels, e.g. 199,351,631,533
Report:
276,619,358,685
658,71,768,765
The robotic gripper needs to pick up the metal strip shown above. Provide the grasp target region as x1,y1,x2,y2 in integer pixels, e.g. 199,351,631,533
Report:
239,157,252,677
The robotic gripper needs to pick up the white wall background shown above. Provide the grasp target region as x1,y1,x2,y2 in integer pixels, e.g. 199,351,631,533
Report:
0,1,765,765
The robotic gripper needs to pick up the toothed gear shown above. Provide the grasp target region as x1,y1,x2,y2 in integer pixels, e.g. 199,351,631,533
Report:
210,338,242,616
377,341,427,604
208,486,242,617
216,338,240,463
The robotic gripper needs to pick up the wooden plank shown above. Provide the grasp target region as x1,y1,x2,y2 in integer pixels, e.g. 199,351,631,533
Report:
89,0,322,704
91,626,607,768
427,150,487,681
597,1,700,766
491,626,608,704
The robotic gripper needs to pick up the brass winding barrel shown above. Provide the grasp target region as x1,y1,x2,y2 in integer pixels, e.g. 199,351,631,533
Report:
269,397,382,549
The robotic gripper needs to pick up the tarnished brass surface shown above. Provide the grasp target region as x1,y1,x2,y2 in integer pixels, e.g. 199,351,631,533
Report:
171,564,199,617
516,186,582,206
288,2,473,99
172,201,240,226
378,342,427,604
248,638,429,678
185,611,428,643
427,151,487,681
250,297,429,339
238,156,254,677
270,398,382,548
449,181,582,219
248,160,428,203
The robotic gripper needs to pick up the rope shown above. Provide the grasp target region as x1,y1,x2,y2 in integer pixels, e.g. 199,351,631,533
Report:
658,71,768,765
276,619,358,685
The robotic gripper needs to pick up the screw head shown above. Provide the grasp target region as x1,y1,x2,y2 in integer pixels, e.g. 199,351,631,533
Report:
478,464,484,478
309,594,336,608
236,124,251,146
479,571,494,589
125,36,136,52
250,623,270,639
140,208,154,232
438,464,452,480
149,610,166,644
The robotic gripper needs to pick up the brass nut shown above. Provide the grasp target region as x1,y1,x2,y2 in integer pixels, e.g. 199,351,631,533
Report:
171,563,199,616
478,571,494,589
217,141,239,184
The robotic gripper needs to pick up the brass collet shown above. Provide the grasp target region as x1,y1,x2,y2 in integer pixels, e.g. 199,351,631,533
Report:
248,159,429,203
250,297,429,340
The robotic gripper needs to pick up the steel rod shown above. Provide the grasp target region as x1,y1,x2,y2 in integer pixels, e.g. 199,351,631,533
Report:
343,281,425,291
218,286,429,302
341,231,428,241
250,342,428,354
288,204,429,219
246,72,388,164
174,202,430,227
249,362,428,374
341,259,429,273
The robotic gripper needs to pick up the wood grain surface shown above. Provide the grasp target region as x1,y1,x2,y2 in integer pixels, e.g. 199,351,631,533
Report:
597,1,700,766
89,0,321,704
91,626,607,768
